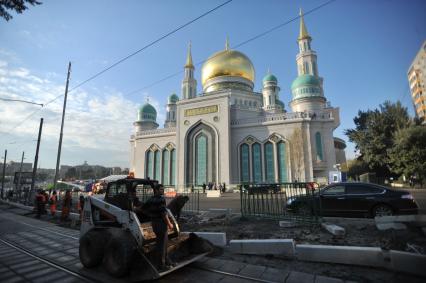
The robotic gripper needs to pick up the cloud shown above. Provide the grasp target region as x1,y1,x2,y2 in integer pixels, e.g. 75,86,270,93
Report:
0,55,142,168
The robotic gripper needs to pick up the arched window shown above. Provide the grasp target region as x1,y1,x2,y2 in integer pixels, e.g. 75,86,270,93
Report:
252,143,262,183
170,149,176,185
240,143,250,182
195,134,207,185
154,150,161,181
277,142,287,182
315,132,323,161
162,149,169,185
146,150,153,178
264,142,275,183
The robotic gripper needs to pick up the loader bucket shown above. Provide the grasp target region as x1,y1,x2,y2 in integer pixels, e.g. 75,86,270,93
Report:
129,232,213,281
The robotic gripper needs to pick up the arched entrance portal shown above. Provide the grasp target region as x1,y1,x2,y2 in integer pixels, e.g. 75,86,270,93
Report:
185,122,217,186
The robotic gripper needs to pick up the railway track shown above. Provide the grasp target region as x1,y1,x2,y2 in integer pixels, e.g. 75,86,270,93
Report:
0,237,98,283
0,209,278,283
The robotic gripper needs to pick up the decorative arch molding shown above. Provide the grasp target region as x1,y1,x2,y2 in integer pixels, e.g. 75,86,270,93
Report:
164,142,176,151
148,143,161,152
184,120,218,185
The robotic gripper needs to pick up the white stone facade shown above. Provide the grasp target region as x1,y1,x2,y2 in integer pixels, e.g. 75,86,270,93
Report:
129,11,345,187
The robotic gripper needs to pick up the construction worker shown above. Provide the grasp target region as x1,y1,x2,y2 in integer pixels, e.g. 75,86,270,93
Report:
35,189,44,218
49,191,57,216
144,184,174,271
61,190,72,221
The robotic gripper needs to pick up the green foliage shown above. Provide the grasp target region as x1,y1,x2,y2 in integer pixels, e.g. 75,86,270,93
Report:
346,159,369,180
0,0,42,21
390,126,426,185
345,101,411,178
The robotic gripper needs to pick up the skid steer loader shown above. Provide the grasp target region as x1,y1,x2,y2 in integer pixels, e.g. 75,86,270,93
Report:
79,177,213,281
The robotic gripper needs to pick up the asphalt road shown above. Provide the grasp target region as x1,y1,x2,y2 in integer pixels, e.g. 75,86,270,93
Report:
196,188,426,215
404,189,426,214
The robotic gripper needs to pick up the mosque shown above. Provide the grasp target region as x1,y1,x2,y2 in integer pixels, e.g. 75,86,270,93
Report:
130,11,346,188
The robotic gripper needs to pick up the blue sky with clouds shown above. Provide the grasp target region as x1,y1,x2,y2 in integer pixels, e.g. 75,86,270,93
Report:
0,0,425,168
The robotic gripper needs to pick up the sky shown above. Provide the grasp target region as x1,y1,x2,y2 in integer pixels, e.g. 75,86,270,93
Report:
0,0,425,169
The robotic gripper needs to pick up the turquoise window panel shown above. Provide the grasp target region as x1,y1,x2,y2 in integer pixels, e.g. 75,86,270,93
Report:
265,142,275,183
170,149,176,185
154,150,161,181
277,142,287,182
240,144,250,182
147,151,153,178
196,135,207,185
162,150,169,185
252,143,262,183
315,132,323,161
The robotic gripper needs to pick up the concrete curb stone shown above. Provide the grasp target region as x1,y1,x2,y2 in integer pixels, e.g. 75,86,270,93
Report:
296,244,388,268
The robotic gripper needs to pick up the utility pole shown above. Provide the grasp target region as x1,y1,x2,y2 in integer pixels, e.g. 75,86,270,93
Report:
1,149,6,199
53,62,71,190
31,118,43,192
17,151,25,196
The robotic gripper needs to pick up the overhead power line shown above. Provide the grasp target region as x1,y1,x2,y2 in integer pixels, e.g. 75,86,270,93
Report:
126,0,336,96
1,0,233,137
0,97,43,106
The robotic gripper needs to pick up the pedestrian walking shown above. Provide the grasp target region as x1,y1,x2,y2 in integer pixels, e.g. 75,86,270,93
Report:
218,183,222,193
61,190,72,221
42,190,48,214
222,182,226,193
49,191,57,216
208,182,213,191
213,182,217,190
202,183,206,194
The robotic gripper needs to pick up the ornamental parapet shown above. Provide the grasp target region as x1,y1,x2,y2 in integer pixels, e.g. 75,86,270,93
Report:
131,127,176,139
230,110,334,126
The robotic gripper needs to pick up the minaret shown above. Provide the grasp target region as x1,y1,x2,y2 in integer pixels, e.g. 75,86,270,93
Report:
290,9,326,112
182,42,197,99
164,93,179,128
296,8,318,77
262,70,283,113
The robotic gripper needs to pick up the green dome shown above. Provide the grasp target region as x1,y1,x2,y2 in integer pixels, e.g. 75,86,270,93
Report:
138,103,157,121
291,74,320,90
168,93,179,104
263,73,278,83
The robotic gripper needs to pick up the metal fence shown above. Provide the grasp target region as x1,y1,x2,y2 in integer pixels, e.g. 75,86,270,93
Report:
240,182,321,224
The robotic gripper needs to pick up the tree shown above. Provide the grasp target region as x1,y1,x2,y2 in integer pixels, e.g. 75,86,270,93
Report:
345,101,411,179
346,159,369,181
0,0,41,21
390,126,426,187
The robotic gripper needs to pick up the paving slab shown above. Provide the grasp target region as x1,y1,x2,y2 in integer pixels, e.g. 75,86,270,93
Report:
260,266,289,282
238,264,266,278
230,239,295,257
286,271,314,283
389,250,426,276
315,275,344,283
216,259,246,274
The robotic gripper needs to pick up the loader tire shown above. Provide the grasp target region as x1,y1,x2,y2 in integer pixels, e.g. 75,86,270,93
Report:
103,232,136,278
79,230,107,268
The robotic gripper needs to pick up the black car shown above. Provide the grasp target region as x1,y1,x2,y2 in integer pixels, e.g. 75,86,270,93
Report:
286,182,418,218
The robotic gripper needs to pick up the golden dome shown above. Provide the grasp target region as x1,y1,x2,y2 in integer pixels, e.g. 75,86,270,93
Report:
201,48,255,86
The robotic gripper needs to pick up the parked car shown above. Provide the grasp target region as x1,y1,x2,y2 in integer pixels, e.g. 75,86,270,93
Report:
286,182,418,218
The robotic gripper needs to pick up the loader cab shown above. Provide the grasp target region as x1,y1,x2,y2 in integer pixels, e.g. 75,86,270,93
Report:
104,178,159,211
